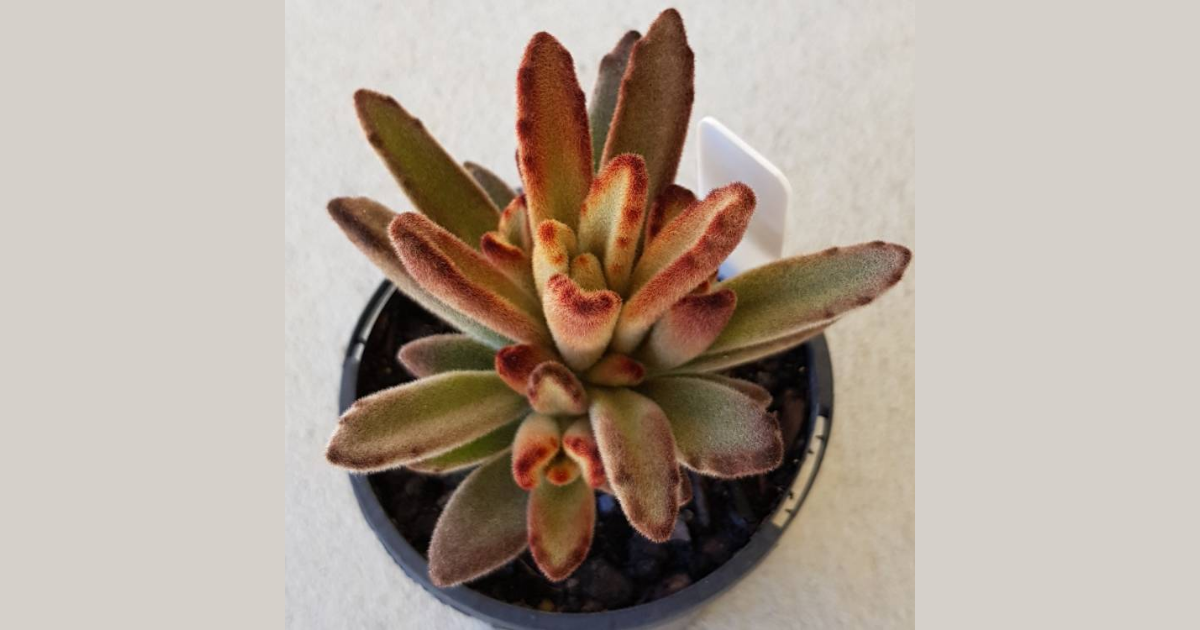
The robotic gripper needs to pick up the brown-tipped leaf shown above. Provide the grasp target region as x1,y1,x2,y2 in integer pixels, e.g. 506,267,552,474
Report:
528,477,595,581
512,413,562,490
577,153,649,295
516,33,593,231
327,197,510,348
613,183,755,352
390,212,551,345
498,195,533,252
428,453,528,587
495,344,559,394
326,371,527,472
543,453,582,487
582,353,646,387
589,387,680,541
600,9,694,210
562,416,606,488
527,361,589,415
463,161,516,208
531,220,577,298
589,30,640,171
543,274,622,371
480,231,536,295
569,252,607,291
354,90,499,246
397,334,496,378
644,184,697,244
639,376,783,478
637,288,736,371
407,420,520,474
707,242,912,354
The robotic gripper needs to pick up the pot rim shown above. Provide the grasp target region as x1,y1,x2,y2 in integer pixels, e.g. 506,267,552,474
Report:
339,280,834,630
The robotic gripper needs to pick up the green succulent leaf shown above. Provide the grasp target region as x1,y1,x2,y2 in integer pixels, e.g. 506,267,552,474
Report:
569,252,607,291
589,387,680,542
516,33,593,231
463,161,517,208
692,374,771,408
531,220,577,298
637,288,737,371
589,30,640,171
600,9,694,211
528,477,595,581
527,361,589,415
397,334,496,378
613,183,755,353
561,416,607,488
678,322,831,373
480,231,536,295
326,197,510,349
390,212,551,346
407,420,519,474
512,412,562,490
644,184,697,244
706,242,912,355
326,371,528,472
577,154,649,295
427,452,529,587
639,376,783,478
543,274,622,371
354,90,499,247
498,195,533,252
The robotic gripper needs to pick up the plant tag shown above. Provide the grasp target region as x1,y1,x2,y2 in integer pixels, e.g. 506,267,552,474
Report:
697,116,793,278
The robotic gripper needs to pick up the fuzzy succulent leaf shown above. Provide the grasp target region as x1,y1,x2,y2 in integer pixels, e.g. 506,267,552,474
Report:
543,454,582,487
639,376,783,478
637,288,737,371
407,420,520,474
600,9,694,211
561,416,606,488
577,154,649,295
644,184,697,244
463,161,517,208
354,90,499,247
531,220,577,298
693,374,771,408
679,322,832,373
512,413,562,490
589,30,640,171
677,472,692,506
480,231,536,294
527,361,589,415
390,212,551,346
428,452,529,587
397,334,496,378
569,252,607,291
528,477,595,581
327,197,511,348
706,242,912,355
326,371,528,472
582,353,646,387
494,344,559,394
516,33,593,231
613,183,755,353
543,274,622,371
498,195,533,252
589,387,680,542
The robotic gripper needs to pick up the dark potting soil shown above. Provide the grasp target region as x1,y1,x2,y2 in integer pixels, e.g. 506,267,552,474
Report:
357,289,813,613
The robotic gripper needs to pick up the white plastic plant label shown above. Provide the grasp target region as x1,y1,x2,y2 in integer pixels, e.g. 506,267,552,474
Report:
696,116,793,278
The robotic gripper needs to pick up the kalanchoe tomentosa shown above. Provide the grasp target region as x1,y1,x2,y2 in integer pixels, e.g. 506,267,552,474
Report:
325,8,912,586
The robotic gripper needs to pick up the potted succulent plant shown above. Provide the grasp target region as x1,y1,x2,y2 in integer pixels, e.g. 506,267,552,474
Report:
325,8,911,628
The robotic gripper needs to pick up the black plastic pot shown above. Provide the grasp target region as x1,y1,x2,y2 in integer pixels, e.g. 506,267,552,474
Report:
339,280,835,630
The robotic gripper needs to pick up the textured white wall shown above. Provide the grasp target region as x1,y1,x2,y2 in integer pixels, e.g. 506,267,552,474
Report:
285,1,914,627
